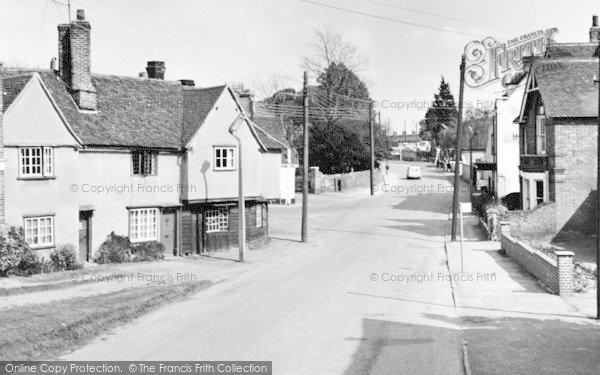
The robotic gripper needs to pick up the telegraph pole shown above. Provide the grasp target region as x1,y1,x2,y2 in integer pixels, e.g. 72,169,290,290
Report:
301,71,309,243
369,101,375,196
595,36,600,319
451,55,466,241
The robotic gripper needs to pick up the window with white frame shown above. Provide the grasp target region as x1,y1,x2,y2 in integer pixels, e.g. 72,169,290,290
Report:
19,147,54,178
214,147,235,170
536,115,546,154
205,208,229,233
132,150,157,175
24,216,54,247
129,208,159,242
255,204,264,228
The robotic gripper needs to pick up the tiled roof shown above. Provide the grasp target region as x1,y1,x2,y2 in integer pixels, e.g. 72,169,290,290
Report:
38,71,185,149
252,116,289,150
545,43,599,58
533,58,599,118
182,85,226,144
1,73,33,109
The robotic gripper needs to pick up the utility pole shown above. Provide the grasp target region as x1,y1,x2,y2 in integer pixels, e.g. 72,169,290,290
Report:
301,71,309,243
451,55,466,241
404,120,407,142
369,101,375,196
229,118,246,262
594,34,600,319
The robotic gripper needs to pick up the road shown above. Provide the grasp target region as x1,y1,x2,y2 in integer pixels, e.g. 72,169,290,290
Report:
65,161,465,375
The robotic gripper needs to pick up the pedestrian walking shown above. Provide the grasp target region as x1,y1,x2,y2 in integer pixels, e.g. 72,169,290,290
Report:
385,162,390,175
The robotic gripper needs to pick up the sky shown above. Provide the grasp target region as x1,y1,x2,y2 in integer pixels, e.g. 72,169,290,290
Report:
2,0,600,134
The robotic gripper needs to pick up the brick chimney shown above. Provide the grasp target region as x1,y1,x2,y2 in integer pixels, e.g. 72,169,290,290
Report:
591,15,600,43
146,61,166,79
58,9,96,110
237,90,255,120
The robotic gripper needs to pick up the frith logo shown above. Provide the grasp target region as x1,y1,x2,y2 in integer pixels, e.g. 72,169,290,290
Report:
464,28,558,88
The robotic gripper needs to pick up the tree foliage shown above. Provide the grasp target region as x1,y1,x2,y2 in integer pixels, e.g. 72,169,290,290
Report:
419,77,458,150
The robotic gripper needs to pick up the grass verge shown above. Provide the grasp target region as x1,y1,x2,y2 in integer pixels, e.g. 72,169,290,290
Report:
0,281,211,359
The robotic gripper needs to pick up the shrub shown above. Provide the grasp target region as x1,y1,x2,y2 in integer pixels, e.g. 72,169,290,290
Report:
13,248,42,275
0,226,30,276
131,242,165,262
50,244,82,271
94,232,132,264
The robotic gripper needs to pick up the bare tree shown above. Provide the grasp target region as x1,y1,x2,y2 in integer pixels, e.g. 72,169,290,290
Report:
300,25,368,76
252,71,296,100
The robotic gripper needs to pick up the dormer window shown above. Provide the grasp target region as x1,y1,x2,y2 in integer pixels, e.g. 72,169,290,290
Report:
19,147,54,178
132,150,157,176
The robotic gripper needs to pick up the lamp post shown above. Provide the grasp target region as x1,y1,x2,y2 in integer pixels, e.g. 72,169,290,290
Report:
229,115,247,262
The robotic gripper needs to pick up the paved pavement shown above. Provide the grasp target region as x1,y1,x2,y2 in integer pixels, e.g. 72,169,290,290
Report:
64,161,466,374
446,200,600,375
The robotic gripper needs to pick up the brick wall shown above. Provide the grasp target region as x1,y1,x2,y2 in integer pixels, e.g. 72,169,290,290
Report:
500,227,574,295
551,120,597,234
309,167,382,194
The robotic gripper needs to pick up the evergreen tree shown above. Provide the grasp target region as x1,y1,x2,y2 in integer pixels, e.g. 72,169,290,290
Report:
419,77,458,150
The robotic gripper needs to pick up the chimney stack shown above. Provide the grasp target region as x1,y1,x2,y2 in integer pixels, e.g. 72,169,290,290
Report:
57,9,96,110
590,15,600,43
237,90,255,120
146,61,166,79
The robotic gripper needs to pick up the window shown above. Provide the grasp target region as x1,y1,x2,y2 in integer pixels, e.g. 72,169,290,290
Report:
129,208,159,242
132,151,157,175
205,208,229,233
536,115,546,154
19,147,54,178
214,147,235,170
24,216,54,247
255,204,264,228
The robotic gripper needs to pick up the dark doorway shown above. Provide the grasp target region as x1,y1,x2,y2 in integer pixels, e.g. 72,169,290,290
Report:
79,211,93,262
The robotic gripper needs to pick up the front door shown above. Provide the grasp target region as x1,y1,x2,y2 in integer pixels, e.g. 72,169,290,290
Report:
160,209,177,256
78,211,92,262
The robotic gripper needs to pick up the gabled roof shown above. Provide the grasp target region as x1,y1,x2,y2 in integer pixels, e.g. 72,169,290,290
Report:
39,71,185,149
252,116,290,150
1,73,34,110
532,58,599,118
182,85,227,144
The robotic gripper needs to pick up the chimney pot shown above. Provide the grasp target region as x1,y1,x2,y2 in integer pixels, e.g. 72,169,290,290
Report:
146,61,166,79
50,57,57,72
591,15,600,43
76,9,85,20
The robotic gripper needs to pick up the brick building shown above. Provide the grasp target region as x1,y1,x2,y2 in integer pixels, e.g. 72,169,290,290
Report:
517,17,600,234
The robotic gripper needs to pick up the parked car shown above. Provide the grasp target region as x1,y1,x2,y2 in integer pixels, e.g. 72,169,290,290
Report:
407,166,422,179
